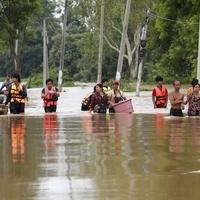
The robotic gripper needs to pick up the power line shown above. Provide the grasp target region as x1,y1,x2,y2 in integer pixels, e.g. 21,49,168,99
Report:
152,13,199,25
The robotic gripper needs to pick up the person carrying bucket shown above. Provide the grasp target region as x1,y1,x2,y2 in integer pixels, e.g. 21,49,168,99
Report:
152,76,168,108
108,80,126,113
41,78,60,113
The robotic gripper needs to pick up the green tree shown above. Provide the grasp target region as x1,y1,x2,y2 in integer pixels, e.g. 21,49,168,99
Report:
146,0,200,83
0,0,42,73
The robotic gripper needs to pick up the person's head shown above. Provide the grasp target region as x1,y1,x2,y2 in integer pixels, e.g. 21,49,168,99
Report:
101,78,108,87
173,80,181,91
95,83,103,93
191,78,199,87
112,80,120,90
46,78,53,89
11,72,21,84
193,83,200,93
155,76,163,87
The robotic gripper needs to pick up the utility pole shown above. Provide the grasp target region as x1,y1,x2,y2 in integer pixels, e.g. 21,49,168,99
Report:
43,18,49,88
97,0,105,83
58,0,68,91
115,0,131,81
197,17,200,81
136,10,151,96
14,29,19,73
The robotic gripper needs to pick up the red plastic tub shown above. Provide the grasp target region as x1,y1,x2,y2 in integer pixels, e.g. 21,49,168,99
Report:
112,99,134,113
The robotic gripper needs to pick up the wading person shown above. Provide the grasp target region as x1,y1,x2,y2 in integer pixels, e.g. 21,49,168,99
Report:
41,79,60,113
184,83,200,116
90,83,108,113
187,78,198,95
152,76,168,108
0,74,12,103
5,73,27,114
169,80,184,116
108,80,126,113
101,78,111,94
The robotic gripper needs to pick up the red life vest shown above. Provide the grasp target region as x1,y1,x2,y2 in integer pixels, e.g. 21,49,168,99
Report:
154,86,167,106
43,87,58,107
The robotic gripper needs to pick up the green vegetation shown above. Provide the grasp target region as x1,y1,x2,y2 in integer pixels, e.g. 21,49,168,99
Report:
0,0,199,86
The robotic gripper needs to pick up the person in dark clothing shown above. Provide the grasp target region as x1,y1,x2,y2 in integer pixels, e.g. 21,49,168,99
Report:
169,80,184,116
5,73,27,114
90,83,108,113
41,79,60,113
0,75,12,92
0,74,12,103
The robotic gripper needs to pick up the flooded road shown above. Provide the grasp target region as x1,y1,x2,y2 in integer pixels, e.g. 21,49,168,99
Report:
0,87,200,200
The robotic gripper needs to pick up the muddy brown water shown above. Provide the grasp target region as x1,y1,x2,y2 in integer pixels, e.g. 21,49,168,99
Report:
0,113,200,200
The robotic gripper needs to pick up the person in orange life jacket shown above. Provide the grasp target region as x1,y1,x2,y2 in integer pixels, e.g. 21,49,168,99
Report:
108,80,126,113
169,80,184,117
152,76,168,108
41,78,60,113
5,73,27,114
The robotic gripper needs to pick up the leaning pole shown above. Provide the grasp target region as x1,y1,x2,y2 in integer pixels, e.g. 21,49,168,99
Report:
58,0,68,91
197,17,200,81
97,0,105,83
115,0,131,81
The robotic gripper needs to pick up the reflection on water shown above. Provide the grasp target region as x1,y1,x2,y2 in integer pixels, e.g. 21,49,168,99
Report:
10,117,26,163
0,114,200,200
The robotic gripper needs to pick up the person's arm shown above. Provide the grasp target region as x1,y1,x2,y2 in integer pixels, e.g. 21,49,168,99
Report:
183,94,190,105
19,85,27,98
120,91,127,100
41,88,49,99
107,91,113,106
89,94,95,112
55,88,60,97
5,87,11,105
152,89,156,108
169,92,183,105
0,82,5,92
164,89,168,107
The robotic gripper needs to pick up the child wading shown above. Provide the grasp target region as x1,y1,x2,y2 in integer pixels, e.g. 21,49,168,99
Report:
41,79,60,113
5,73,27,114
152,76,168,108
169,81,184,116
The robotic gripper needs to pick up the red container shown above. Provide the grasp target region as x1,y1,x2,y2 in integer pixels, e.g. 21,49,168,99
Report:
112,99,134,113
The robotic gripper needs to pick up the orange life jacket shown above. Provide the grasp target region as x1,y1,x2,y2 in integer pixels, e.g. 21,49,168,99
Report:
43,87,58,107
10,83,25,103
154,87,167,106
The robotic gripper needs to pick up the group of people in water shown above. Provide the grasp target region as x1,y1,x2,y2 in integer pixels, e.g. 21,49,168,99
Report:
0,72,200,116
81,79,126,113
152,76,200,116
0,73,60,114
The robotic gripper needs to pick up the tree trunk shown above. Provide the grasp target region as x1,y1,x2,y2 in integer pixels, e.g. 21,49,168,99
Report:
9,35,20,74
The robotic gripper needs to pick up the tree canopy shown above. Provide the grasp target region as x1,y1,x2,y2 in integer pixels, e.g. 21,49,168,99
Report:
0,0,199,85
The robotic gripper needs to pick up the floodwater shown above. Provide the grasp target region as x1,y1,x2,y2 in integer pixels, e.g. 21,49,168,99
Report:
0,87,200,200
